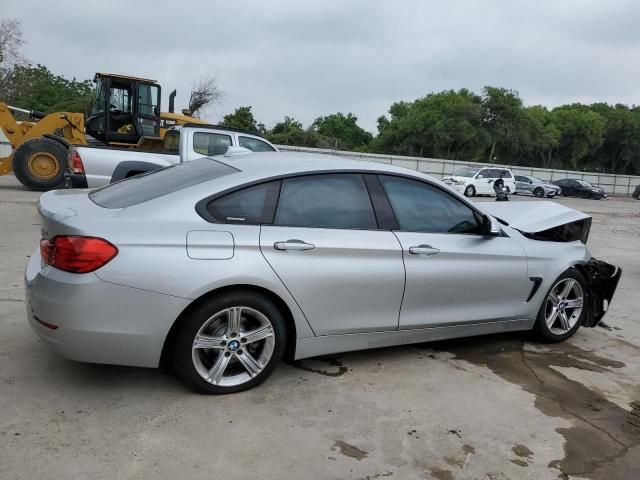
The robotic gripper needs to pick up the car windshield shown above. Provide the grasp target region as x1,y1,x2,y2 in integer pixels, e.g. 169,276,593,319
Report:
90,159,238,209
530,176,544,183
453,167,479,177
577,180,593,187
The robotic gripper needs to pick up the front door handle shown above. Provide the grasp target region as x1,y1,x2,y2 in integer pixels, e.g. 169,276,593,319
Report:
409,244,440,256
273,239,315,251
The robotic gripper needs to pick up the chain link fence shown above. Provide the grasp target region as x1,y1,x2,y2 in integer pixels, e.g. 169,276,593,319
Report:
278,145,640,196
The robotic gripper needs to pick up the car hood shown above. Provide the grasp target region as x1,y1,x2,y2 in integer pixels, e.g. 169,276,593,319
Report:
480,201,590,234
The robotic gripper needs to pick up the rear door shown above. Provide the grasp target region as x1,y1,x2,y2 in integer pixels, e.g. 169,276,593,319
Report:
378,175,530,329
259,173,405,335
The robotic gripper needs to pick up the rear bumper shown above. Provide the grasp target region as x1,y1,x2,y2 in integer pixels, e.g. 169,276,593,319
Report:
64,170,88,189
581,258,622,327
25,250,190,367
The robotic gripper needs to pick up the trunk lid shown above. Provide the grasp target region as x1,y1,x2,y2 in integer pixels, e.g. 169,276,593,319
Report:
37,189,121,239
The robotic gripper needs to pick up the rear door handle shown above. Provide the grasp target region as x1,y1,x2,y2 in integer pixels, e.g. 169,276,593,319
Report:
273,239,315,251
409,244,440,256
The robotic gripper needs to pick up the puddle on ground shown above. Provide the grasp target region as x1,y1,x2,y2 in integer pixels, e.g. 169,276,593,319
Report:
427,333,640,479
293,357,348,377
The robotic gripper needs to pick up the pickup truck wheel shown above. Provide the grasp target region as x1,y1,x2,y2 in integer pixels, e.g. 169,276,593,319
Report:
13,138,67,191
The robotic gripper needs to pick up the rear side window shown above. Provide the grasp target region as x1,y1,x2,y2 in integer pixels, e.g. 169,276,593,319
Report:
380,175,480,234
208,182,279,224
239,136,276,152
193,132,232,156
275,174,377,229
90,159,238,209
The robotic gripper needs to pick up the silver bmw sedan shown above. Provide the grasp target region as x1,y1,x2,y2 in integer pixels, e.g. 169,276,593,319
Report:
26,152,621,394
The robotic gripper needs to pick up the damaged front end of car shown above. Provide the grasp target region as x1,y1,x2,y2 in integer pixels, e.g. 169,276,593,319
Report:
481,201,622,327
578,258,622,327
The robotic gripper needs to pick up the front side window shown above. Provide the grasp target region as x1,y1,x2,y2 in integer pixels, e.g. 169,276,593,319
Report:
193,132,232,156
275,174,377,229
380,175,480,234
239,136,276,152
476,169,489,178
208,182,279,224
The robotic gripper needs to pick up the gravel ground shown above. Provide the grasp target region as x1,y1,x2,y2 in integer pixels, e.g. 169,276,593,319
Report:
1,174,639,480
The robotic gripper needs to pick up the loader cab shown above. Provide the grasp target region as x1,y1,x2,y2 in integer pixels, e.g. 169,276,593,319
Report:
86,73,161,145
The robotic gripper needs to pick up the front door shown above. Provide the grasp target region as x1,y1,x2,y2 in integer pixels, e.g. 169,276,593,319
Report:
259,174,405,335
378,175,530,329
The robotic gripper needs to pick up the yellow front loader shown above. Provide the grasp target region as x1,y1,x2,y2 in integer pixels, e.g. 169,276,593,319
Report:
0,73,207,190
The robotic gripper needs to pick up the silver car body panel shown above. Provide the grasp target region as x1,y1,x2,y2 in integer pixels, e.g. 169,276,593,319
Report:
27,153,598,366
514,176,561,197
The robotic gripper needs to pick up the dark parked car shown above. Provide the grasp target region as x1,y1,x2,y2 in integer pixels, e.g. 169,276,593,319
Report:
633,185,640,199
552,179,607,199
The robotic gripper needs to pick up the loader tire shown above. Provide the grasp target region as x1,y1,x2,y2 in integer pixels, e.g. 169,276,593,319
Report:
13,138,67,191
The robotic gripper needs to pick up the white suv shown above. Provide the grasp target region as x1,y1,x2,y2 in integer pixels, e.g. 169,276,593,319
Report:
444,166,516,197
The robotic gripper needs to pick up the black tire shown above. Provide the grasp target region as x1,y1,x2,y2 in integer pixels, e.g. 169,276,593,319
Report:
533,187,545,198
464,185,476,197
173,290,287,394
12,138,68,191
533,269,587,343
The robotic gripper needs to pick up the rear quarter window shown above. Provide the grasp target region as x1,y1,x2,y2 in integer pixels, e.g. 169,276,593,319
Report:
90,159,238,209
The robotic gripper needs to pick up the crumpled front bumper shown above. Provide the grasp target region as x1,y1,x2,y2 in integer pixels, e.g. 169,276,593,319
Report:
581,258,622,327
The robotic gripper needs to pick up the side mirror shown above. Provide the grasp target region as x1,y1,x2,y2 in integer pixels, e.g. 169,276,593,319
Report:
482,215,501,236
477,174,484,179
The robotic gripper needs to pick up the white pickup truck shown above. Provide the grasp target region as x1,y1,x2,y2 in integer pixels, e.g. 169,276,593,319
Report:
66,124,278,188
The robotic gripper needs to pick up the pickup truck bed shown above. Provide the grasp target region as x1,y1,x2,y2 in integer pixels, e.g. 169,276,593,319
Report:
67,125,278,188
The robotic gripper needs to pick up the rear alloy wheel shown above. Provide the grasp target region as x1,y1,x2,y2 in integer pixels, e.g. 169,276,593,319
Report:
464,185,476,197
173,292,286,394
533,187,545,198
534,270,586,342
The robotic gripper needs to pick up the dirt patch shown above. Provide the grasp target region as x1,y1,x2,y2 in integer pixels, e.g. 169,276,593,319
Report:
294,357,348,377
443,456,464,468
511,459,528,467
331,440,369,461
429,333,640,479
428,466,454,480
512,444,533,458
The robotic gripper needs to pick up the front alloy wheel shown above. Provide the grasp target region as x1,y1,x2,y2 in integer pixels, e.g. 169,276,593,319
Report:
173,292,286,394
534,270,586,342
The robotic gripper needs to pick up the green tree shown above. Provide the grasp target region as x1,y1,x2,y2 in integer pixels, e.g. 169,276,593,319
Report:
266,116,305,145
312,112,372,150
589,103,640,173
482,86,525,162
372,89,489,160
520,106,561,168
550,104,604,170
221,106,260,131
2,64,94,114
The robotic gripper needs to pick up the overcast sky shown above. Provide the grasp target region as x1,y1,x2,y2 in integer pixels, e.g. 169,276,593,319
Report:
4,0,640,131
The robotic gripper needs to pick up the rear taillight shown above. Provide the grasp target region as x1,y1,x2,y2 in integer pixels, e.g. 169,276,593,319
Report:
69,150,85,174
40,236,118,273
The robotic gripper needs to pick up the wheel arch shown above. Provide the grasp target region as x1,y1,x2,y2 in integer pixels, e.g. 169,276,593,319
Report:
159,284,298,370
